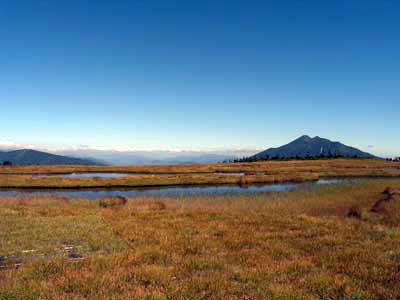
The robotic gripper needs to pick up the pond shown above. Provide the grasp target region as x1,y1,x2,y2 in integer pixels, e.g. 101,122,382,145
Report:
214,172,245,176
0,178,364,200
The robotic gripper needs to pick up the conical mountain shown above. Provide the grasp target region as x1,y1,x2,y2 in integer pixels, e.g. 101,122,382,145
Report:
250,135,376,160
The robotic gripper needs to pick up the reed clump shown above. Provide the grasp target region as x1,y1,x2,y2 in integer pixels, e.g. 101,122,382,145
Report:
98,196,128,208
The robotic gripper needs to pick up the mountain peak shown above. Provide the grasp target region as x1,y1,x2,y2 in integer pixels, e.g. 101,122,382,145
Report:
299,134,311,139
295,135,312,142
248,136,377,161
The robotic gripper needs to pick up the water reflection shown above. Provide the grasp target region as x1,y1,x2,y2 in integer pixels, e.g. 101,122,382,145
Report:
0,179,363,200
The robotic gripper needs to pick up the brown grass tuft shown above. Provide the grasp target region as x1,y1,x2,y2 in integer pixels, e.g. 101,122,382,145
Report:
346,205,362,219
98,196,128,208
370,188,400,213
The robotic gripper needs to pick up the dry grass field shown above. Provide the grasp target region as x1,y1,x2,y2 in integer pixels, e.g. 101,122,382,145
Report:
0,159,399,188
1,178,400,299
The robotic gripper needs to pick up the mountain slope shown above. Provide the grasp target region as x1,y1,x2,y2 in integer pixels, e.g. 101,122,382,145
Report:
0,149,103,166
248,135,377,161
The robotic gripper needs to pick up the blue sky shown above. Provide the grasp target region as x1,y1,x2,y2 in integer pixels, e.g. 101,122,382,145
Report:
0,1,399,156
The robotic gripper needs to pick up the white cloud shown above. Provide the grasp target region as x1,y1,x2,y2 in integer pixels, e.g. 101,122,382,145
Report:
0,141,35,150
1,140,397,161
0,140,260,156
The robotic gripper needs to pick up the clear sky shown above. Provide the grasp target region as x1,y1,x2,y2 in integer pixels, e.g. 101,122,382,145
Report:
1,1,399,156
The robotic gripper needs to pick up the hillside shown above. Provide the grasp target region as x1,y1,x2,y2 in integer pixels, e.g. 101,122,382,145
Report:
246,135,377,161
0,149,103,166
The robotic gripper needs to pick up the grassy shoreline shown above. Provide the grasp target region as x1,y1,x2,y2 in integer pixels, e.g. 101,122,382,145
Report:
0,174,399,190
0,159,399,189
0,158,399,174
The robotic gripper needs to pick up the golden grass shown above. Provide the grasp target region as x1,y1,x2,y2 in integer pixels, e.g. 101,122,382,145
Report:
0,159,398,188
0,158,399,174
1,179,400,299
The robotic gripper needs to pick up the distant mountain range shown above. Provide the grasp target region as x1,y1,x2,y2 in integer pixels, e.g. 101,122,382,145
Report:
55,149,259,165
0,149,103,166
244,135,377,161
0,148,258,166
0,136,379,166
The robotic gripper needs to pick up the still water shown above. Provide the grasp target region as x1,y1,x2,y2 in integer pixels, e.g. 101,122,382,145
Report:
0,179,362,200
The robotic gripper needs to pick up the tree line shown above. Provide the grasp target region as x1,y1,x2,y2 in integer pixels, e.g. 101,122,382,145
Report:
223,154,371,163
386,157,400,162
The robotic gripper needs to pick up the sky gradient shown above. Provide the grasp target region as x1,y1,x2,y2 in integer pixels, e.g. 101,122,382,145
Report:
1,1,399,156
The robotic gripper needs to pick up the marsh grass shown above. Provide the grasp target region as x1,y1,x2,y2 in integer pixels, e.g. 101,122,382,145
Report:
0,179,400,299
0,159,399,189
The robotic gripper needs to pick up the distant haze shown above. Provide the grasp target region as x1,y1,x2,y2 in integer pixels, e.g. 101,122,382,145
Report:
53,149,260,165
0,142,259,165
